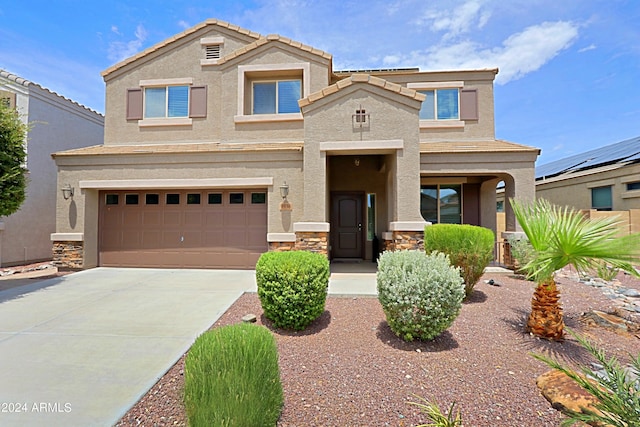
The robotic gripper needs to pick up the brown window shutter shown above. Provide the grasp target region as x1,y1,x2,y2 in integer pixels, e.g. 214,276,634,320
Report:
460,88,478,121
0,90,17,109
189,85,207,118
126,88,143,120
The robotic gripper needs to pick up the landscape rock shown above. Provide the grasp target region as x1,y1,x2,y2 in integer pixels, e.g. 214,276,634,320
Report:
241,313,257,323
536,370,601,418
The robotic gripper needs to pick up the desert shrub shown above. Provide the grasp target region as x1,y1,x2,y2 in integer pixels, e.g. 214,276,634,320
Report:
507,234,535,274
377,250,464,341
533,330,640,427
256,250,329,330
424,224,495,297
184,323,283,427
595,261,619,281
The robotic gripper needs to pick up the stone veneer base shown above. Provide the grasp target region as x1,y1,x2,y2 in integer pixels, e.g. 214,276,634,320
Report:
268,231,328,256
382,230,424,252
52,241,84,270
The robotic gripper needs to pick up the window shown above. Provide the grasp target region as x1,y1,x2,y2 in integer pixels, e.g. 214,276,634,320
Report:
145,194,159,205
367,194,376,240
208,193,222,204
591,186,612,211
145,86,189,118
419,89,459,120
230,193,244,204
420,185,462,224
125,194,139,205
166,193,180,205
627,182,640,191
187,193,201,204
251,193,266,204
253,80,301,114
105,194,119,205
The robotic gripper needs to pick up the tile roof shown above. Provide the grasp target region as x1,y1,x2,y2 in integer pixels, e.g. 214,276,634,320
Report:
420,140,540,154
536,135,640,179
299,74,426,108
101,19,331,77
52,142,304,157
0,69,104,116
101,19,262,77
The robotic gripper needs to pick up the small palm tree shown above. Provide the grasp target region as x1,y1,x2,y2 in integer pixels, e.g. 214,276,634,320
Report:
510,198,640,341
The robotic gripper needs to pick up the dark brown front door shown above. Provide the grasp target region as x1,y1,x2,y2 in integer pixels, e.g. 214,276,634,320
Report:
330,192,364,259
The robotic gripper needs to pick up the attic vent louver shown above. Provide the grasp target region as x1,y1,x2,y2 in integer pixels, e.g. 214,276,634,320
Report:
206,45,221,60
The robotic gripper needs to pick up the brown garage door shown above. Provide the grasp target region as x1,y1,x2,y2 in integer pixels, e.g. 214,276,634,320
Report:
99,190,267,269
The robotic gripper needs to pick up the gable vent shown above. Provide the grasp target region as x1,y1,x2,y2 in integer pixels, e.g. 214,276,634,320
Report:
206,45,221,60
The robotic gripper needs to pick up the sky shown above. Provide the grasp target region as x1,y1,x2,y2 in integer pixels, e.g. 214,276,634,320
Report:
1,0,638,165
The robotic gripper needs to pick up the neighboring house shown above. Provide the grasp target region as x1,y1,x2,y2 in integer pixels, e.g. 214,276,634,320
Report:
0,70,104,267
51,19,539,270
535,136,640,211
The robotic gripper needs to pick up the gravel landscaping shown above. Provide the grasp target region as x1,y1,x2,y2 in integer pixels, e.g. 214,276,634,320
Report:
116,270,640,427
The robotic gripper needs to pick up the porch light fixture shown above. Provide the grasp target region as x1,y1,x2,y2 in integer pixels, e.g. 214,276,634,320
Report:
279,181,289,200
61,184,74,200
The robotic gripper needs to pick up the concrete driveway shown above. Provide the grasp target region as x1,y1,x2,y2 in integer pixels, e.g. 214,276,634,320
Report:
0,265,378,427
0,267,258,427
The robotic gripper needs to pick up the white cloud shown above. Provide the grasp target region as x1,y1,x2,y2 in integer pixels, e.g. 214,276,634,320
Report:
111,25,121,35
415,0,491,39
177,20,190,30
387,21,579,84
578,44,596,53
107,24,148,63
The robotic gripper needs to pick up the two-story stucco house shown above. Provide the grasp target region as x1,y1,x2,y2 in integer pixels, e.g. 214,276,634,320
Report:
0,70,104,267
51,19,539,270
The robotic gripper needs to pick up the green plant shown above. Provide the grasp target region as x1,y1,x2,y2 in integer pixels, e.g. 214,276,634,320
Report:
511,198,640,340
184,323,283,427
533,330,640,427
377,250,464,341
423,224,494,298
596,261,620,281
409,395,463,427
507,234,535,274
256,250,329,330
0,102,29,216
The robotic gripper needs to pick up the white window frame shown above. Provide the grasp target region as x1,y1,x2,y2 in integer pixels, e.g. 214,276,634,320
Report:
138,78,193,127
408,81,464,129
235,63,309,123
251,79,301,115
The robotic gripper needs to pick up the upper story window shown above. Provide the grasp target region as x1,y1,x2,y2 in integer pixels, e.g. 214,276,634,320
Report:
419,89,459,120
126,78,207,126
235,63,310,123
408,81,477,128
145,86,189,118
252,80,301,114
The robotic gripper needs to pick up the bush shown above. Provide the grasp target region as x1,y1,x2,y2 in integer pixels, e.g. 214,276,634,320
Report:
409,395,463,427
507,234,535,274
377,250,465,341
256,251,329,330
424,224,495,298
184,323,283,427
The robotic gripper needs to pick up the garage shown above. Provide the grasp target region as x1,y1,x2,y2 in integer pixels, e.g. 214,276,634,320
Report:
99,189,268,269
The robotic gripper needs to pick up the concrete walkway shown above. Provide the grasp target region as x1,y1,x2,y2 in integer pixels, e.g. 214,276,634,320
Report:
0,266,378,426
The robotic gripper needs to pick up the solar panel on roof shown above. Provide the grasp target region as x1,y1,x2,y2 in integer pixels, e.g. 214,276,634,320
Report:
536,136,640,179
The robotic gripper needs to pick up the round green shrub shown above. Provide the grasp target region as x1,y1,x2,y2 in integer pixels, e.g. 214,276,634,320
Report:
377,250,465,341
424,224,495,298
256,250,329,330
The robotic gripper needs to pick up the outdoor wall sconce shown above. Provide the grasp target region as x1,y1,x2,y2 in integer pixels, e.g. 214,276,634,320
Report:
354,157,360,167
279,181,289,200
61,184,74,200
279,181,291,211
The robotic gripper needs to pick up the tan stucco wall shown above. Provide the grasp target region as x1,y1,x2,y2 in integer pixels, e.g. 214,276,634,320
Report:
301,83,424,226
55,150,303,267
382,70,496,141
103,26,331,146
0,81,103,266
536,163,640,211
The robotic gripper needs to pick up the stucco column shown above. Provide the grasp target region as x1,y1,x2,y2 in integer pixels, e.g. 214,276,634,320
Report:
302,149,327,222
